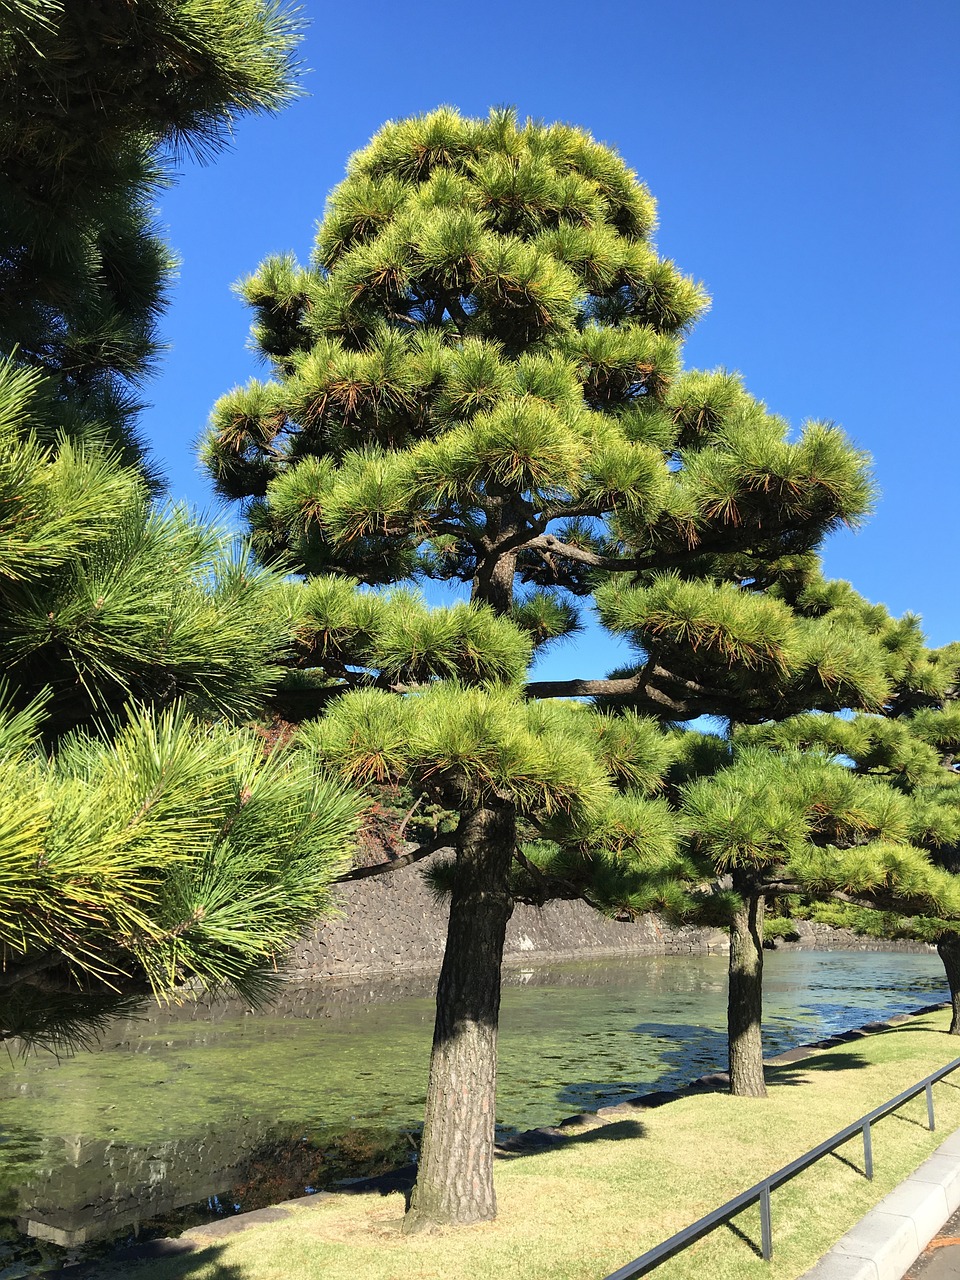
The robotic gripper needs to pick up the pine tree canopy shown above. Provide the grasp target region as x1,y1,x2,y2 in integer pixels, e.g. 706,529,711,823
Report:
203,108,873,663
0,358,296,740
677,745,960,911
0,4,377,1051
734,610,960,946
0,695,359,1050
302,682,689,911
0,0,303,480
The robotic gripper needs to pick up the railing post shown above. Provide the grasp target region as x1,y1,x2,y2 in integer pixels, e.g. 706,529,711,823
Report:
760,1185,773,1261
926,1081,936,1131
862,1121,873,1179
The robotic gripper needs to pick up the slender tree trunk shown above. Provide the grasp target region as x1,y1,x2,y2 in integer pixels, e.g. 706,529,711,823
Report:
728,872,767,1097
403,804,515,1232
937,934,960,1035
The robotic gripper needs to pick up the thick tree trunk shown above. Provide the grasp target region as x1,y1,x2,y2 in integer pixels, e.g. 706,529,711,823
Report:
728,873,767,1098
471,548,517,616
403,804,515,1232
937,934,960,1035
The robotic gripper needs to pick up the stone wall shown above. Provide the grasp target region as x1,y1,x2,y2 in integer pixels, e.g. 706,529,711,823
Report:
288,850,931,981
778,918,933,954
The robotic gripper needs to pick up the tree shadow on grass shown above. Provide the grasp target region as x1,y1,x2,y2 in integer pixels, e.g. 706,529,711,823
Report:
766,1050,871,1086
496,1117,647,1162
75,1240,245,1280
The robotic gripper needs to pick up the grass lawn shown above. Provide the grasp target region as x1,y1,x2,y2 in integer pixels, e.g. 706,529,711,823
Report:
89,1009,960,1280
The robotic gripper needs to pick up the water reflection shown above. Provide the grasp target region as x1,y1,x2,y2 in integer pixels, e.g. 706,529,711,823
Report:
0,950,946,1274
13,1126,410,1245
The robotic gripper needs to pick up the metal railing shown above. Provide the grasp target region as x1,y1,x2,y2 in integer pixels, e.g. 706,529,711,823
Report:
603,1053,960,1280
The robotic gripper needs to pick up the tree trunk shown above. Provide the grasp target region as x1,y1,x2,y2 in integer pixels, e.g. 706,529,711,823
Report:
728,873,767,1097
471,547,517,616
403,804,515,1232
937,934,960,1035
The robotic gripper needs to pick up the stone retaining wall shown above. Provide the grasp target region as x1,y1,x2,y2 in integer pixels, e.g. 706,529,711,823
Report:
779,919,933,954
287,851,931,980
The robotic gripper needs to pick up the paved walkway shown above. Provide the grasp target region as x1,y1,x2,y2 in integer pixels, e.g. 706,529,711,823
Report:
903,1203,960,1278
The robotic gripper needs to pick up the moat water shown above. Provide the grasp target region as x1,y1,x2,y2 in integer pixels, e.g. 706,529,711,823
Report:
0,950,948,1275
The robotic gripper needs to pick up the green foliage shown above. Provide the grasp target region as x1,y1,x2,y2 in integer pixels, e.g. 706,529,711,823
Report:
0,6,377,1050
510,590,581,651
0,351,300,739
762,915,801,945
0,358,138,581
302,684,609,818
0,698,361,1045
0,0,304,476
597,573,798,674
199,111,711,633
674,742,960,933
289,575,533,686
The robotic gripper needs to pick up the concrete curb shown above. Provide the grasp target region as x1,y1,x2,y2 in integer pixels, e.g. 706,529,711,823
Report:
801,1129,960,1280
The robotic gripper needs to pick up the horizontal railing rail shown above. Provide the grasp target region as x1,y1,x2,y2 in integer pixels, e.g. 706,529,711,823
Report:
603,1053,960,1280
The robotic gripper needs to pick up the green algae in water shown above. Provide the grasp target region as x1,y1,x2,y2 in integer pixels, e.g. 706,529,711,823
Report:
0,950,948,1270
0,993,438,1146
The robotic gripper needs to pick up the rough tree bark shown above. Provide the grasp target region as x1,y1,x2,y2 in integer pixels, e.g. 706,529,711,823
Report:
728,871,767,1098
403,803,516,1231
937,934,960,1035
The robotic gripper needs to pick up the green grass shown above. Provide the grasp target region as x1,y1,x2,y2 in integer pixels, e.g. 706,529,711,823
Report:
89,1010,960,1280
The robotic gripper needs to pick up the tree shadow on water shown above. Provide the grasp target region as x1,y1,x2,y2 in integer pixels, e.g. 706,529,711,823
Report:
554,1022,875,1121
552,1021,731,1117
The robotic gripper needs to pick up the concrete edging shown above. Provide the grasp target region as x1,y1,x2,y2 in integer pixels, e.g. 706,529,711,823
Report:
802,1129,960,1280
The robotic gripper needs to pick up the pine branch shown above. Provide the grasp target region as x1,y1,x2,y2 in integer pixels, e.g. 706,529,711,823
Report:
523,669,695,715
333,831,451,882
518,534,635,571
396,792,427,840
763,880,960,921
511,846,602,911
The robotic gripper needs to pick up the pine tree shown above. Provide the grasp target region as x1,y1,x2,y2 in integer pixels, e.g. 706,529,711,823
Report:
739,604,960,1032
520,566,960,1097
0,2,366,1050
590,569,920,1094
205,108,885,1225
0,0,302,481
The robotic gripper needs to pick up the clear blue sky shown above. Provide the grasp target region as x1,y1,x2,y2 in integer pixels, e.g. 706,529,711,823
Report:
143,0,959,680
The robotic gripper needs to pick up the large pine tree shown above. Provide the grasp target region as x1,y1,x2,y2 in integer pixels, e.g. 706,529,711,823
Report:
0,1,364,1051
204,107,896,1226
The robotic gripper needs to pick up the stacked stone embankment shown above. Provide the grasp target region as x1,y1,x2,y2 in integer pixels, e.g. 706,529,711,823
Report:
288,850,931,980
